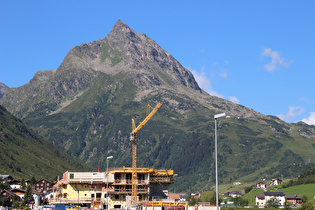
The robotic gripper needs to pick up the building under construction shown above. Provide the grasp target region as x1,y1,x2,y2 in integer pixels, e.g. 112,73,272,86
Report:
50,104,187,209
50,167,186,209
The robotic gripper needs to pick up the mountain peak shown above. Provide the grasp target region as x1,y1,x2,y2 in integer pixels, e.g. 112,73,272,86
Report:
111,19,131,33
105,20,201,91
107,19,140,44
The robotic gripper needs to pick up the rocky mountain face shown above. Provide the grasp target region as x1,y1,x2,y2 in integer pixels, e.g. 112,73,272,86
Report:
0,82,9,99
1,20,315,192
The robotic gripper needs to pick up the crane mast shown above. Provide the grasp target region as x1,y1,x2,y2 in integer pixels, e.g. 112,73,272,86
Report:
130,103,162,204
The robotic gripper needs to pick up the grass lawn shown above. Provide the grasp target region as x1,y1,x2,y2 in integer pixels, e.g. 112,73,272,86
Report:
274,183,315,204
241,183,315,206
242,188,264,206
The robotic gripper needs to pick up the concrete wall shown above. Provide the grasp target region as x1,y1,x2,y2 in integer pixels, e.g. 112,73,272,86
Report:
149,183,169,199
188,206,219,210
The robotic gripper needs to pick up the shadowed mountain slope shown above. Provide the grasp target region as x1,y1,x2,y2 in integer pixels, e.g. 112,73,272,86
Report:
0,105,94,180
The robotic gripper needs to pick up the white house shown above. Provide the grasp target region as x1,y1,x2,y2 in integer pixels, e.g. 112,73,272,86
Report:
260,192,285,207
264,192,285,206
9,180,20,189
255,194,265,208
255,192,302,208
270,179,282,186
256,182,266,189
230,191,242,198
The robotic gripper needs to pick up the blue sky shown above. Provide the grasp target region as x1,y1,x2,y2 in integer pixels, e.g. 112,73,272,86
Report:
0,0,314,125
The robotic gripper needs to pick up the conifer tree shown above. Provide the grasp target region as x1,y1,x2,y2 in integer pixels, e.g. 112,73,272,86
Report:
20,178,26,189
30,176,36,186
22,185,33,206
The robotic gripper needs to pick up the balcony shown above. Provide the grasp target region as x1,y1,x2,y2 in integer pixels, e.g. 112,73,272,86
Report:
49,198,93,205
114,179,149,185
68,172,107,183
113,189,148,195
150,177,174,183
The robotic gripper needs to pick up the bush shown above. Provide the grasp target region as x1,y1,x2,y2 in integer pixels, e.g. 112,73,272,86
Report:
244,186,253,194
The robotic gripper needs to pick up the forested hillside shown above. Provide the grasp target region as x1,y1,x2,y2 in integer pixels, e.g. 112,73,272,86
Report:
0,105,94,180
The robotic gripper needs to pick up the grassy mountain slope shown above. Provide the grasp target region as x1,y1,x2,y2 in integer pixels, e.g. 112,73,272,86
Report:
1,20,315,192
0,105,94,180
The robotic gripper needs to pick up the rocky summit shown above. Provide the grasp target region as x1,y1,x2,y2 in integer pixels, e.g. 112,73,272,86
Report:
0,82,9,99
1,20,315,192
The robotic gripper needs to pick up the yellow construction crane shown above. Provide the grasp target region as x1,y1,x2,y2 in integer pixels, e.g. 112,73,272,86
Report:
130,103,162,204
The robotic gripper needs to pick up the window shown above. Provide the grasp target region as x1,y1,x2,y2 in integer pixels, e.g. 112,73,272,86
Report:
137,174,145,180
70,174,74,179
114,174,121,179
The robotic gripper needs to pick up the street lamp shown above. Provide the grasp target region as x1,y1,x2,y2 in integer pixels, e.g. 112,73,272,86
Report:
106,156,113,210
74,186,79,208
214,113,229,210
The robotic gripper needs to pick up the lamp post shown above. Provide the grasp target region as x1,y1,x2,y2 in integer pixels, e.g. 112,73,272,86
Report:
106,156,113,210
214,113,229,210
74,186,79,208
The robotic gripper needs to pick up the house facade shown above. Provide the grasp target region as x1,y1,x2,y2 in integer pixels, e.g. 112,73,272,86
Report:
265,192,285,207
255,192,301,208
50,167,176,209
285,195,302,207
9,180,20,189
230,191,242,198
10,188,26,200
0,175,13,183
270,179,282,186
0,189,22,206
32,179,54,192
255,194,265,208
256,182,266,189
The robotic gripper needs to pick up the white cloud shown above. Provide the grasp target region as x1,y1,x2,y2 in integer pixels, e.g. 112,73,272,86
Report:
191,69,224,98
190,67,239,105
262,48,292,72
229,96,239,104
220,72,228,78
299,97,310,104
278,106,304,122
302,112,315,126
